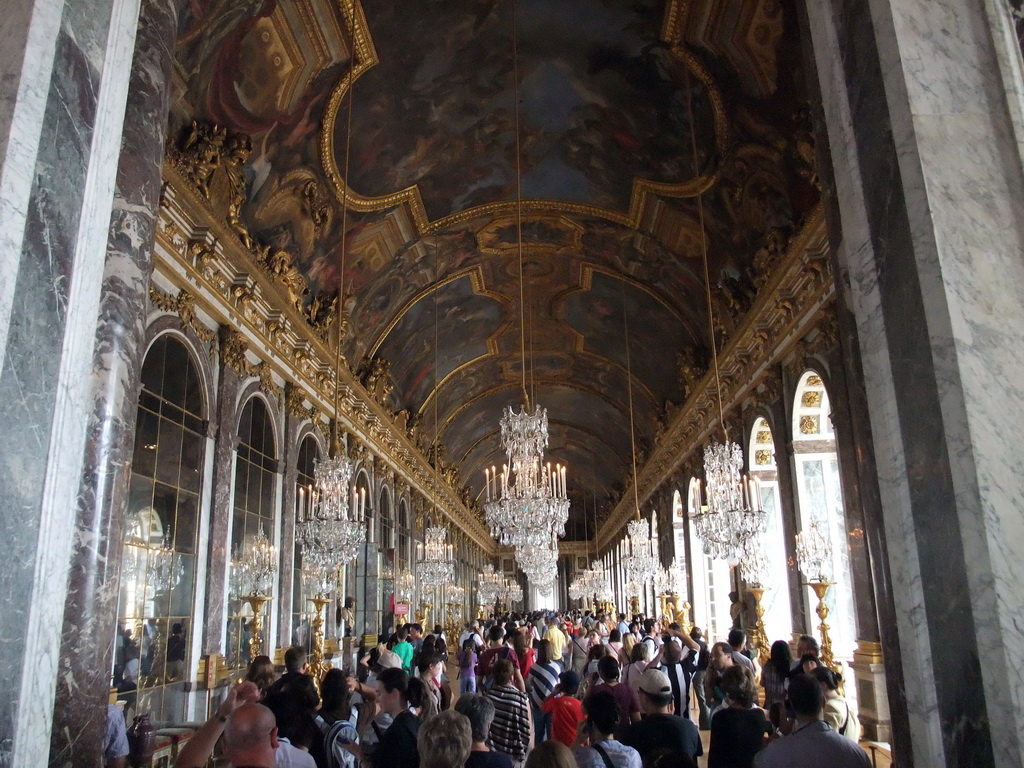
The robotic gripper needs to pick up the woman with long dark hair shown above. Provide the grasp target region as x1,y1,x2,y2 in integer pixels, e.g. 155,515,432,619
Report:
314,668,358,768
760,639,792,728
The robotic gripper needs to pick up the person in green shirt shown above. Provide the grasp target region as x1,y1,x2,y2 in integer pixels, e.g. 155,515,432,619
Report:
393,624,414,672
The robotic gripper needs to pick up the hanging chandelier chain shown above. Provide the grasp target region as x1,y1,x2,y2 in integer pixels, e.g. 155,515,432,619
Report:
684,66,726,439
624,298,640,519
512,0,527,403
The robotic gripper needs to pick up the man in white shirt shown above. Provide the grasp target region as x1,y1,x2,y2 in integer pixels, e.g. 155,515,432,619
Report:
459,621,484,650
754,675,870,768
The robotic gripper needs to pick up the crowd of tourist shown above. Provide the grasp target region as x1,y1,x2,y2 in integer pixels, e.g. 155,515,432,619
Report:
170,610,871,768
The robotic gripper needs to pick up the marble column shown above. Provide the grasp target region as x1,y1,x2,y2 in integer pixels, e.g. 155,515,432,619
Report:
803,0,1024,765
48,0,178,764
202,333,243,654
0,1,142,765
278,410,302,646
820,346,892,740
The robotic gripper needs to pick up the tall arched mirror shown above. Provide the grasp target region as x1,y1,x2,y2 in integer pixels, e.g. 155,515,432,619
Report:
226,395,279,671
291,434,320,652
115,334,207,722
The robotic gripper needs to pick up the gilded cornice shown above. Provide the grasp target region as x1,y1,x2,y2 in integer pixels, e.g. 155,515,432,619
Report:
596,205,834,552
155,164,495,554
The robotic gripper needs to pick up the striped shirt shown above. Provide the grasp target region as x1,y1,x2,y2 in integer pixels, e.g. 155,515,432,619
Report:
661,656,694,719
487,684,532,762
528,660,562,709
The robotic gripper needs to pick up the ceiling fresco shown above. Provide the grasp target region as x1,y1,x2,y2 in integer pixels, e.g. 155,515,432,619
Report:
170,0,820,538
331,0,718,221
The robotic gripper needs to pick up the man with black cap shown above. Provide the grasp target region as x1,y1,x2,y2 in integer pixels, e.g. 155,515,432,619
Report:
620,668,703,764
753,674,870,768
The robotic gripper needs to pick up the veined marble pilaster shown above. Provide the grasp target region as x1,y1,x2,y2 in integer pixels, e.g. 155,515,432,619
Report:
278,412,302,645
0,0,63,360
202,335,243,654
49,1,177,764
807,0,1024,764
0,0,141,765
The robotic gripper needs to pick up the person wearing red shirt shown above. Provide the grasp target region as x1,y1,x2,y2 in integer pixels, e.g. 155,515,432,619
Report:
542,670,584,748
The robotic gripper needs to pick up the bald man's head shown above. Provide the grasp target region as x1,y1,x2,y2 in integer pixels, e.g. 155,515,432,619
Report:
224,703,278,766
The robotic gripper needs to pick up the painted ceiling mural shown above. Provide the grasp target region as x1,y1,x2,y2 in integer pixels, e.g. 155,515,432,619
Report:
170,0,820,537
333,0,717,220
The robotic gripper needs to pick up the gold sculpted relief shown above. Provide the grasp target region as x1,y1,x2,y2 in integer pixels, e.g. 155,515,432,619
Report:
801,391,823,408
149,286,216,344
799,415,819,435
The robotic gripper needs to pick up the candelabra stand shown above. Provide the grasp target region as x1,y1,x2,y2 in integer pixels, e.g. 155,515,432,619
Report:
307,596,332,687
804,580,837,671
746,587,770,666
656,593,669,622
417,601,432,627
241,594,272,663
680,601,693,633
629,596,640,617
445,602,461,642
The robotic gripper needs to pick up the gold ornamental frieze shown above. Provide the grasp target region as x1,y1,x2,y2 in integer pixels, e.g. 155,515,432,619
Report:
154,168,495,553
597,204,835,550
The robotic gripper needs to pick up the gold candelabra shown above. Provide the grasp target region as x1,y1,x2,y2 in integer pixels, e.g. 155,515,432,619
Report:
240,594,272,663
416,601,432,627
804,580,837,671
629,596,640,617
747,587,770,666
307,596,332,686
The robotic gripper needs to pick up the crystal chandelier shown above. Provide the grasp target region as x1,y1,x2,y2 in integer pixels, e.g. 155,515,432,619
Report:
578,560,610,602
740,541,771,587
501,579,523,606
796,520,833,583
478,564,503,606
231,526,277,597
483,402,569,548
691,442,767,563
416,526,456,589
296,455,365,594
568,572,586,602
121,542,185,593
518,541,558,591
394,568,415,604
623,518,659,589
654,557,686,596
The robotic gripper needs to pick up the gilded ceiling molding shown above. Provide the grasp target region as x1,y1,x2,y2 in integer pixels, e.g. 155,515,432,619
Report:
596,204,834,551
155,167,496,554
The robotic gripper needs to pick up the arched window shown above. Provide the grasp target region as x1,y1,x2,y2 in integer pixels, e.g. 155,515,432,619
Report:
791,371,856,662
686,476,732,641
379,487,394,550
226,396,278,670
115,334,207,721
292,435,319,652
398,499,411,569
747,417,793,644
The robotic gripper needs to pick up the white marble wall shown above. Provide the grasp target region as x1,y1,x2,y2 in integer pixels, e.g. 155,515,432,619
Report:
0,0,142,765
807,0,1024,765
0,0,63,365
